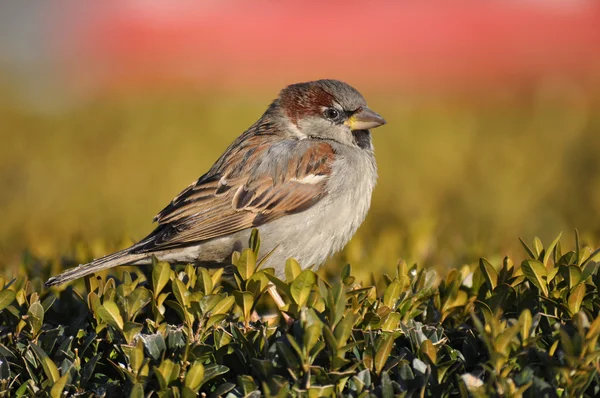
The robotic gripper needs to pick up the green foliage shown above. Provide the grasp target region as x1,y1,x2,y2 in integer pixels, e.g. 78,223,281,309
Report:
1,232,600,396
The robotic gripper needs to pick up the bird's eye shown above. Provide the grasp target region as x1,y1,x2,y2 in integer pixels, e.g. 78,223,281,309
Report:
323,108,339,120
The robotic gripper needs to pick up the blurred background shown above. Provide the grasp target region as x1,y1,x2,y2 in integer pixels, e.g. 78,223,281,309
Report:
1,1,600,281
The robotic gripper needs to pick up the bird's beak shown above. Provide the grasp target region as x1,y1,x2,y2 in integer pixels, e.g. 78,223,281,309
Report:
344,107,386,131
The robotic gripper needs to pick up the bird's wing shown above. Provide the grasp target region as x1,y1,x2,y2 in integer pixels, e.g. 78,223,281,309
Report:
134,136,336,252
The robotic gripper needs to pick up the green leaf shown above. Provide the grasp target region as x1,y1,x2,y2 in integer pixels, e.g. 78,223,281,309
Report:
123,322,143,345
495,323,520,354
381,312,401,331
212,295,235,315
206,314,227,329
543,232,562,267
290,270,316,307
247,272,270,298
381,372,394,398
533,237,543,258
210,268,225,290
202,364,229,385
198,294,221,314
334,314,355,348
568,283,586,315
249,228,261,255
126,287,152,319
155,359,180,389
303,324,323,355
124,340,145,374
285,258,302,282
581,260,599,282
374,334,395,375
211,383,236,397
479,258,498,291
15,380,33,397
234,291,254,321
129,383,144,398
565,265,583,289
50,373,69,398
519,309,532,341
237,249,257,280
97,300,124,330
587,315,600,339
309,385,335,397
140,333,166,361
383,280,402,308
521,260,548,296
185,361,205,392
198,268,213,295
30,342,60,383
237,375,258,395
172,278,190,308
88,291,101,314
41,294,56,312
27,301,44,336
0,290,16,312
420,339,437,365
547,266,560,284
326,281,346,328
152,260,172,298
582,247,600,267
341,263,353,283
286,333,303,359
519,238,537,259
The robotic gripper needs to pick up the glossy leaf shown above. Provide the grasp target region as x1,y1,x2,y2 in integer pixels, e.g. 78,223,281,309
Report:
212,295,235,315
521,260,548,296
285,258,302,282
185,361,205,392
479,258,498,291
152,260,171,298
374,334,395,375
383,280,402,308
543,232,562,267
420,339,437,364
27,301,44,336
97,300,124,330
0,290,16,312
568,283,586,315
290,269,316,307
30,342,60,383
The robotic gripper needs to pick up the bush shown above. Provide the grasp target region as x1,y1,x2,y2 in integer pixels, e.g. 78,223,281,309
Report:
0,231,600,397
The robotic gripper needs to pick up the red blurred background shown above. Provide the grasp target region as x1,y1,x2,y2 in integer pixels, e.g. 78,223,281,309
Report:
3,1,600,99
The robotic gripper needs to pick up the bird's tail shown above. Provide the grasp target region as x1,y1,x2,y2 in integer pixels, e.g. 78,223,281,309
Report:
45,248,149,287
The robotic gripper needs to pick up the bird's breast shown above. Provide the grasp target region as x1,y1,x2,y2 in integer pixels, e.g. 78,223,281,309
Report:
323,148,377,250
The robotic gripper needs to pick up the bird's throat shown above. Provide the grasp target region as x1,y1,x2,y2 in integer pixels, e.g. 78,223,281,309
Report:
351,130,372,150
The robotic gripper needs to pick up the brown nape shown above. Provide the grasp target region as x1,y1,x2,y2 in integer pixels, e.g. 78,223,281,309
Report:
279,83,336,124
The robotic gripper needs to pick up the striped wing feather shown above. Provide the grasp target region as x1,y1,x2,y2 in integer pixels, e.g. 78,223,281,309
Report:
135,137,335,252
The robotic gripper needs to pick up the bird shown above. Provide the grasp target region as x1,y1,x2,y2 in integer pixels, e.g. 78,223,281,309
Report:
45,79,386,288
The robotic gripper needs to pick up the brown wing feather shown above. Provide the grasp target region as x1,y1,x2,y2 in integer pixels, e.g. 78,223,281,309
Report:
134,137,335,253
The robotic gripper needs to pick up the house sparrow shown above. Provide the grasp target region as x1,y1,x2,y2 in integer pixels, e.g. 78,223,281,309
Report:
46,79,386,287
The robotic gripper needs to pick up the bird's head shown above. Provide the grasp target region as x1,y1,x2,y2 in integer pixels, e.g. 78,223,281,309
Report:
273,79,386,149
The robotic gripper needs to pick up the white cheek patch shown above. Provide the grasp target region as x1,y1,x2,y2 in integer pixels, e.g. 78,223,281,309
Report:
286,121,308,140
292,174,327,184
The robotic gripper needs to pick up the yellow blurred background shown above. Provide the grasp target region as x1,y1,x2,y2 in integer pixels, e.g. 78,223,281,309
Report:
1,1,600,281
